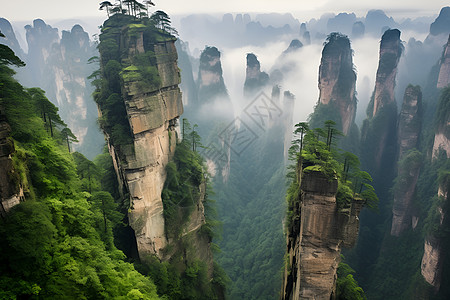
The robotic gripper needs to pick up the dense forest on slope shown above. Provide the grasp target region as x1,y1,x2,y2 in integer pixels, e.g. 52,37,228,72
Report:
0,32,161,299
214,123,286,299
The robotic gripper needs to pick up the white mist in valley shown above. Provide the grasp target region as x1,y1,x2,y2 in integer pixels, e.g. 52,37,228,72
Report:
177,10,446,138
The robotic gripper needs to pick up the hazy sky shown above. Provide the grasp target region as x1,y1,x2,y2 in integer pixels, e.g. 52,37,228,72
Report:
2,0,448,22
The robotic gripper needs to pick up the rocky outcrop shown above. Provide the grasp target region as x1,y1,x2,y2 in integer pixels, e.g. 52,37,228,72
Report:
281,171,364,300
437,35,450,89
283,91,295,161
244,53,270,98
317,33,357,134
13,19,103,158
0,18,24,59
197,46,229,103
397,85,422,158
0,114,22,217
429,7,450,37
432,132,450,159
432,86,450,159
421,182,448,290
105,30,183,258
351,21,365,39
25,19,60,85
372,29,403,117
421,237,442,290
283,39,303,55
391,85,423,236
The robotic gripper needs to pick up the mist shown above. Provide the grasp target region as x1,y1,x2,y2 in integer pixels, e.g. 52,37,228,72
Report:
178,11,444,133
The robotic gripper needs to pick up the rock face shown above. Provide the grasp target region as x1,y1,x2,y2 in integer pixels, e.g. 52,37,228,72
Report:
281,171,364,300
421,182,448,290
0,114,22,217
421,238,442,290
6,19,103,158
0,18,24,59
437,35,450,89
432,86,450,159
197,46,228,103
244,53,270,98
429,7,450,37
106,32,183,258
396,86,422,158
372,29,402,117
317,33,357,134
391,85,423,236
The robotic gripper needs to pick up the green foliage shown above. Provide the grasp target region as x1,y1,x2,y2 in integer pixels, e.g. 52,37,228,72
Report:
336,258,367,300
0,42,160,299
434,86,450,136
286,121,378,228
212,123,286,300
161,129,204,239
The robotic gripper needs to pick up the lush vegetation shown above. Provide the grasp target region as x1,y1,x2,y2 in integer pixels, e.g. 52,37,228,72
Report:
345,51,450,299
286,121,377,218
0,35,161,299
213,123,286,300
336,257,366,300
92,7,177,153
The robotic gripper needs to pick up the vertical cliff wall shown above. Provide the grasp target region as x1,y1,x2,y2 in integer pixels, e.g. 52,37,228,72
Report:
244,53,270,98
372,29,402,117
282,171,364,300
317,33,357,134
437,35,450,89
101,25,183,259
432,87,450,159
361,29,402,174
391,85,423,236
421,182,448,290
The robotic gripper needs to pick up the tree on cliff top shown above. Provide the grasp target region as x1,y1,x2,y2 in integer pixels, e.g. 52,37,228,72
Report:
287,120,378,211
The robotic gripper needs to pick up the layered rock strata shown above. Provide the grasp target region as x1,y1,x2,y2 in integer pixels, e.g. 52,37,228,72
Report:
281,171,364,300
103,27,183,259
317,33,357,134
391,85,423,236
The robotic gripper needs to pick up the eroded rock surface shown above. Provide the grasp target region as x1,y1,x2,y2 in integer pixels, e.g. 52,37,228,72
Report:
391,85,422,236
317,33,357,134
281,171,364,300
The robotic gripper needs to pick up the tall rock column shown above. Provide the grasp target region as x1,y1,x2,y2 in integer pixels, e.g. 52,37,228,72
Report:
197,46,229,103
372,29,403,117
281,171,364,300
391,85,423,236
243,53,269,98
97,18,183,259
437,34,450,89
315,33,357,134
361,29,403,174
123,39,182,259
